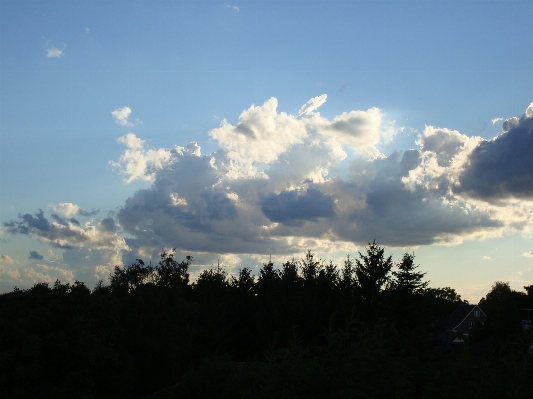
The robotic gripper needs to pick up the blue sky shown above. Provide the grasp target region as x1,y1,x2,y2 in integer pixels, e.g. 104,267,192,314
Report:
1,0,532,301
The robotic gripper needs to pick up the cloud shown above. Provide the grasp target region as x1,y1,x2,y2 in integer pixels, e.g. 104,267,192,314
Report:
260,187,336,225
47,48,63,58
209,97,309,175
110,133,176,183
0,263,75,292
207,96,390,179
113,95,527,261
111,107,142,127
298,94,328,117
85,27,90,34
226,4,239,12
0,255,14,264
492,117,503,124
523,251,533,258
117,132,144,149
49,202,96,217
3,97,533,282
482,256,491,260
44,39,66,58
454,103,533,201
527,102,533,118
3,209,128,251
28,251,44,260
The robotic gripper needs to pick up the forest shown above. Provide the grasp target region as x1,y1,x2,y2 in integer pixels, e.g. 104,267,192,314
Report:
1,241,532,399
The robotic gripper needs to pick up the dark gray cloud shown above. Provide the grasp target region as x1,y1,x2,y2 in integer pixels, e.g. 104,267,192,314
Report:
51,213,80,226
456,112,533,201
100,217,117,232
342,169,502,246
4,209,50,235
28,251,44,260
3,210,127,251
264,151,501,247
260,187,336,225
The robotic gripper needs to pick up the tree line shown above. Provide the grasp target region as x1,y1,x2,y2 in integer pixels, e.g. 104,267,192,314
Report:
1,241,532,398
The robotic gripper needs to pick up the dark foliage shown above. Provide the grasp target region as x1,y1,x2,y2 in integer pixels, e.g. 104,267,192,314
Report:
1,244,532,398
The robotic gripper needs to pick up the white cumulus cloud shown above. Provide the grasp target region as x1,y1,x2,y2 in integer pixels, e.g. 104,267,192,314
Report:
112,107,132,126
110,95,531,263
111,133,175,183
111,107,142,127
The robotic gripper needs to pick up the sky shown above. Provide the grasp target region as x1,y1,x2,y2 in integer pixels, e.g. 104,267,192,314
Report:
1,0,532,302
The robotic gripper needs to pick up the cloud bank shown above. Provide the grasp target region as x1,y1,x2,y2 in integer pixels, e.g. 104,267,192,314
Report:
3,97,533,290
111,97,532,261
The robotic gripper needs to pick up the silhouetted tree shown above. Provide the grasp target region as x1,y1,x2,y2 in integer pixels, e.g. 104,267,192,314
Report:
479,281,525,343
390,252,428,295
354,240,393,306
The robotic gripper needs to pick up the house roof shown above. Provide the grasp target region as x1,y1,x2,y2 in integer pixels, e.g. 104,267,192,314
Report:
444,304,485,330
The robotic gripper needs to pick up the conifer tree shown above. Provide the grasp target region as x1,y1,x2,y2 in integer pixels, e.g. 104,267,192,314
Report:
354,240,393,303
391,252,428,295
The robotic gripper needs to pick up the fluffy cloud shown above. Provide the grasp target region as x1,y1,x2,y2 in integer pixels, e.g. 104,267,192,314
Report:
111,107,142,127
523,251,533,258
3,97,533,283
394,102,533,241
49,202,95,217
112,96,532,262
209,97,309,175
112,107,132,126
110,133,175,183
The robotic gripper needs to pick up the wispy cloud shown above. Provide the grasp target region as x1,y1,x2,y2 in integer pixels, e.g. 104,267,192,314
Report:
491,117,503,124
523,251,533,258
47,47,63,58
226,4,239,12
298,94,328,117
44,39,66,58
482,256,491,260
0,263,75,292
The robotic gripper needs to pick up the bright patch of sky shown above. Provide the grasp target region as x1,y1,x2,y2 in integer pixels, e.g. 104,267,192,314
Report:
1,0,532,301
